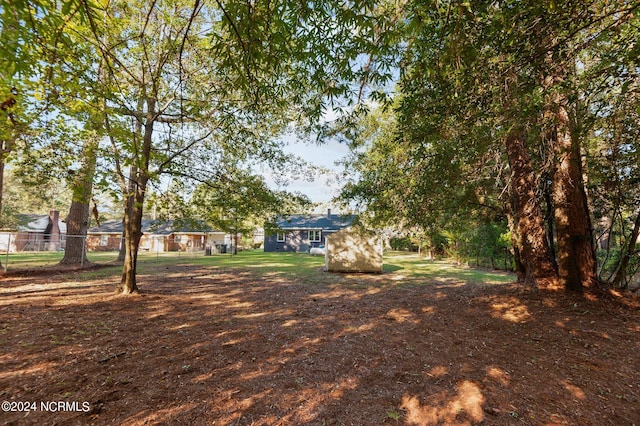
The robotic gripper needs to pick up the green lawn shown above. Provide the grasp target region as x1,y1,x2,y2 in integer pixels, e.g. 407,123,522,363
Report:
142,250,516,285
136,250,327,279
382,251,515,285
1,249,515,285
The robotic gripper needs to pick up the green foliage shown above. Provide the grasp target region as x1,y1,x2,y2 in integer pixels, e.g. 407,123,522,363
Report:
389,237,417,252
2,0,406,288
339,1,640,285
0,168,70,227
189,164,312,237
9,0,640,289
447,221,513,270
597,248,640,287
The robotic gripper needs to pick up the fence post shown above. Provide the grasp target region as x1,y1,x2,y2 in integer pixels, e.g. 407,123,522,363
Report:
81,234,86,268
4,234,10,272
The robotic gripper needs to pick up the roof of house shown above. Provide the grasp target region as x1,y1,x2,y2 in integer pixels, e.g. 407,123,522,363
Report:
17,214,67,234
87,219,215,235
275,214,355,231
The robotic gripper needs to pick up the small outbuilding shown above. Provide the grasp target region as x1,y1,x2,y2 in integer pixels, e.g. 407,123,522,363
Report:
324,226,383,273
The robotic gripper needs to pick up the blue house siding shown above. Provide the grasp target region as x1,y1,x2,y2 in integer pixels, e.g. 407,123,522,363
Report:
264,229,343,253
264,212,354,253
265,230,307,253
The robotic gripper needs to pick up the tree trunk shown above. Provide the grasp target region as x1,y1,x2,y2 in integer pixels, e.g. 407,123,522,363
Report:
233,215,238,255
551,96,597,291
609,209,640,289
60,200,90,264
117,100,155,294
118,166,151,294
116,223,126,262
59,138,98,265
505,128,559,289
117,165,137,263
542,172,558,271
118,187,144,294
505,192,526,281
0,156,4,222
428,234,435,260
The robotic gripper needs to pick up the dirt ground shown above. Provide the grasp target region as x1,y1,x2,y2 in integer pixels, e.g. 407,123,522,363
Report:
0,262,639,426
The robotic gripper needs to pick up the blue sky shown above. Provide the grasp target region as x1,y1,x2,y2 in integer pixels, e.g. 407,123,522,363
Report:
264,136,352,212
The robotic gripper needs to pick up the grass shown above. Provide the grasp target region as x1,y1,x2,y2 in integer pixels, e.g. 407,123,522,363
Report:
138,250,515,285
188,250,325,275
1,251,121,269
382,251,515,285
2,249,515,286
135,250,328,282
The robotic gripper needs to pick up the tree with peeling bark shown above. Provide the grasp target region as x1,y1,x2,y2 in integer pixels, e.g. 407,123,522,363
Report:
505,128,559,288
340,0,640,292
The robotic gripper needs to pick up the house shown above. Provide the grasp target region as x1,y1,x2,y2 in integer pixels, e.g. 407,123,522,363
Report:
85,220,123,252
86,220,228,253
5,210,67,252
325,226,383,273
264,209,355,253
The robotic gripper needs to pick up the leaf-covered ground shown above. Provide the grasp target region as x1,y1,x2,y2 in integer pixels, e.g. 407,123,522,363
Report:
1,254,638,425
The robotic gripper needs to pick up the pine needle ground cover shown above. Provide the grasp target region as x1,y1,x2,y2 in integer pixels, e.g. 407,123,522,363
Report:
1,251,638,425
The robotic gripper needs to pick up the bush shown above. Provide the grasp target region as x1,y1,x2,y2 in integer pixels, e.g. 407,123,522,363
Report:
390,237,418,251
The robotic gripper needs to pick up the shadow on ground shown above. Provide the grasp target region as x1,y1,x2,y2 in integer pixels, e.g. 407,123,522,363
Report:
0,263,638,425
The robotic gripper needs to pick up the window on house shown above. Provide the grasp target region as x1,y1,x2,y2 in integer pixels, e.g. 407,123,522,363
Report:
277,232,285,242
100,235,109,246
308,230,321,242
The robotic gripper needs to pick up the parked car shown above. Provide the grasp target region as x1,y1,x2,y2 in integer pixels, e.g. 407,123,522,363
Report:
309,245,325,256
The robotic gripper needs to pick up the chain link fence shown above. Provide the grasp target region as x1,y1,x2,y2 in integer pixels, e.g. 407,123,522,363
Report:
0,233,221,271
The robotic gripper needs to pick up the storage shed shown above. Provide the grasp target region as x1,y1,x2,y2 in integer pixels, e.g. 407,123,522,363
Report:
324,226,383,273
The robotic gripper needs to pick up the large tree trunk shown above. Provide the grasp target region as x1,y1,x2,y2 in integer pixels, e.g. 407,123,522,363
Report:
118,187,144,294
60,200,91,264
505,208,526,282
59,138,98,265
505,128,559,289
118,169,150,294
551,96,597,291
541,172,558,271
117,102,154,294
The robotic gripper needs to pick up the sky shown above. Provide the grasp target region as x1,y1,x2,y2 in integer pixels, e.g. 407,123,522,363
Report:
265,135,352,213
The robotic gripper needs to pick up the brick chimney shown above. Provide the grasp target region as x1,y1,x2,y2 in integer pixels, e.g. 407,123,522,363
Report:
327,208,332,218
47,210,61,251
